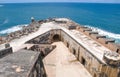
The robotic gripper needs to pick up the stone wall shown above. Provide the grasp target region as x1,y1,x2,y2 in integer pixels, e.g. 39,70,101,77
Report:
25,29,120,77
0,47,12,58
60,30,103,77
28,54,46,77
26,31,52,44
77,26,120,54
60,30,119,77
26,29,61,44
29,44,56,59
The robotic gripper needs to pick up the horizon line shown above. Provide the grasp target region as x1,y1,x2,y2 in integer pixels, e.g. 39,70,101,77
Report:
1,2,120,4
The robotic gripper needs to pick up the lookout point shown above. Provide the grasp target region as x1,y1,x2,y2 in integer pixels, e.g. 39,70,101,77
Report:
0,18,120,77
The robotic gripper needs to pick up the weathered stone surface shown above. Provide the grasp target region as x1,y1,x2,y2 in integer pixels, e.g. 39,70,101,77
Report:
29,44,56,59
0,47,12,58
103,51,120,67
0,49,46,77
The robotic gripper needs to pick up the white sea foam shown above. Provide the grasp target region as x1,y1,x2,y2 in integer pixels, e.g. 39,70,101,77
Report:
85,25,120,42
0,24,28,34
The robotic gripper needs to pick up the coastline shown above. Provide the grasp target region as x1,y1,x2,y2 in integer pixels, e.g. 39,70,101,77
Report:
0,18,120,52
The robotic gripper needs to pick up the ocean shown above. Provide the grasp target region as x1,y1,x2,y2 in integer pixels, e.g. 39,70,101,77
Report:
0,3,120,42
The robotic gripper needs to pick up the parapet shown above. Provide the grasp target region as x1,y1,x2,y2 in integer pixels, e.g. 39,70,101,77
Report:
0,43,12,58
76,25,120,54
0,47,12,58
103,51,120,67
107,43,120,53
0,49,46,77
29,44,56,59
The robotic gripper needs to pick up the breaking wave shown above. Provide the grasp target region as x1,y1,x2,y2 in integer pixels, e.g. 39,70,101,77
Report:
0,24,28,34
85,25,120,43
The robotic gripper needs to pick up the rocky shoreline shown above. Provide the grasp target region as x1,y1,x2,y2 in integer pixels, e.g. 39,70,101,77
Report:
0,18,50,44
0,17,75,44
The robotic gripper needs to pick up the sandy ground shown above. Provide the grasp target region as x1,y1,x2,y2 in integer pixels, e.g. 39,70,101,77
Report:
43,42,92,77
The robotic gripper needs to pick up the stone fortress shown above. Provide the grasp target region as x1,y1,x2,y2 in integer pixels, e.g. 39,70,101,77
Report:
0,17,120,77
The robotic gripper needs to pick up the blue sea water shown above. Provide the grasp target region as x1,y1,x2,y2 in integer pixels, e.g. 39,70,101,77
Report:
0,3,120,42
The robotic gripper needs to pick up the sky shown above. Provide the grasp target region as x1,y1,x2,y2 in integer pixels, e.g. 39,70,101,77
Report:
0,0,120,3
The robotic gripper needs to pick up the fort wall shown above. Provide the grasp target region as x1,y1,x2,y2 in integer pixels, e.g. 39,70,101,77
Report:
11,17,120,77
60,30,119,77
77,26,120,53
1,18,120,77
27,28,119,77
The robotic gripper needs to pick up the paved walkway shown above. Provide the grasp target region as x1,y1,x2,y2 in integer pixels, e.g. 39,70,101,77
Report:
43,42,92,77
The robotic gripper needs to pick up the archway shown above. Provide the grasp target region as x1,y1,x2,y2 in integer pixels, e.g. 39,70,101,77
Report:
53,34,60,42
81,57,86,66
116,49,119,53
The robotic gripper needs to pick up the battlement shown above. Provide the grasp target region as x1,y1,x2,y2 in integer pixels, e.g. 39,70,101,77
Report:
76,25,120,53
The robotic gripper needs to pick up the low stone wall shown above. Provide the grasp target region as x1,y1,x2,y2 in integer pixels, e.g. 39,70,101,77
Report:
26,29,61,44
0,47,12,58
28,54,46,77
29,44,56,59
26,31,51,44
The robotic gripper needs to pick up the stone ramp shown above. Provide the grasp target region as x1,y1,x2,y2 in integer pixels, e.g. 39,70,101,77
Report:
43,42,92,77
43,44,56,77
